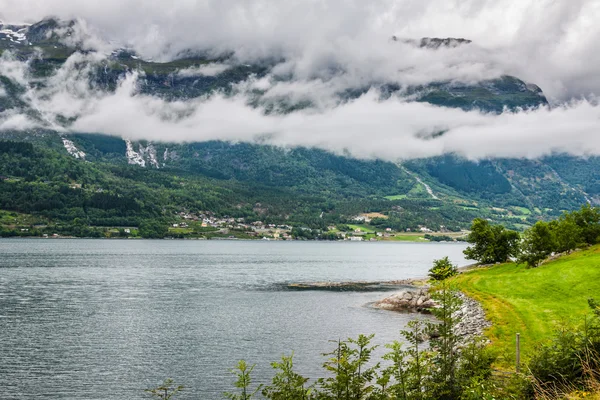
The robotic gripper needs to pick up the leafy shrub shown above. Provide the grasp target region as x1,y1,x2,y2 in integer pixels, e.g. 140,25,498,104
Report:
428,256,459,281
529,300,600,396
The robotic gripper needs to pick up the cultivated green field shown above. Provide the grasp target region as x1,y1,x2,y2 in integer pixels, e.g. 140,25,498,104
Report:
384,194,407,200
347,224,376,233
382,234,428,242
454,247,600,366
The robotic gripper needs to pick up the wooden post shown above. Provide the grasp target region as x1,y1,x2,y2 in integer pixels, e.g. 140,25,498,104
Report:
516,333,521,373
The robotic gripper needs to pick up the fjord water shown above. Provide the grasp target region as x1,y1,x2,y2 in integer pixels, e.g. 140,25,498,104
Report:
0,240,468,399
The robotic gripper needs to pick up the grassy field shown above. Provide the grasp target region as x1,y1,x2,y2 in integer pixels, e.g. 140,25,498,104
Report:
382,234,428,242
347,224,377,233
384,194,407,200
0,210,46,227
454,247,600,366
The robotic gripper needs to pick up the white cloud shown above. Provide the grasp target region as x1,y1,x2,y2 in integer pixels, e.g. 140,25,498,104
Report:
0,0,599,102
1,2,600,162
0,110,39,130
177,63,230,78
63,73,600,161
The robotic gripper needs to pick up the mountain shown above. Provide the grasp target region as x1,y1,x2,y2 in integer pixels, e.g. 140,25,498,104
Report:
0,18,596,236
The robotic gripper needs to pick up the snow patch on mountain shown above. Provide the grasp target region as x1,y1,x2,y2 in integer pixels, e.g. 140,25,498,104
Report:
124,140,161,168
139,143,159,168
0,26,28,43
62,137,85,159
125,139,145,167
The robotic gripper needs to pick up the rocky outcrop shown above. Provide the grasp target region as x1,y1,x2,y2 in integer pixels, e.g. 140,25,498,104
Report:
373,288,437,313
374,288,491,340
287,280,419,292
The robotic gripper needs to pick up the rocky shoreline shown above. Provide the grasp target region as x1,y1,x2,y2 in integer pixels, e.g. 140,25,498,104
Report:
373,286,490,340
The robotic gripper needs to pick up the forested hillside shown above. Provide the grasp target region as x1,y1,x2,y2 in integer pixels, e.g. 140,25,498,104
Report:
0,17,597,236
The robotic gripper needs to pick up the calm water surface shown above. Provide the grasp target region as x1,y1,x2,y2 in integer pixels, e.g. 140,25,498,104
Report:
0,239,468,399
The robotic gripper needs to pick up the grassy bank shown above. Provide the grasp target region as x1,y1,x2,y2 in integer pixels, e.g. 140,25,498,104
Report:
454,246,600,366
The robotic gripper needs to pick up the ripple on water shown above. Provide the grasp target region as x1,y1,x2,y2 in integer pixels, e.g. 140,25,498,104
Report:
0,239,467,399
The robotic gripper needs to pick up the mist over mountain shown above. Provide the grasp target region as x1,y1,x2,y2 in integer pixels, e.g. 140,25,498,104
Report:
1,2,600,230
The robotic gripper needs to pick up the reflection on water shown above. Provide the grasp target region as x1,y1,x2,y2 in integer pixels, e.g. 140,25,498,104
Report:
0,239,467,399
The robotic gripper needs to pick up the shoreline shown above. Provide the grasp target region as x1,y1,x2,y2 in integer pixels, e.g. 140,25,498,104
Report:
0,236,469,244
370,266,491,340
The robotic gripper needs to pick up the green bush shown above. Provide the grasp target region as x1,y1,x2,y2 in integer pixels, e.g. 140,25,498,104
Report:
428,256,459,281
528,300,600,394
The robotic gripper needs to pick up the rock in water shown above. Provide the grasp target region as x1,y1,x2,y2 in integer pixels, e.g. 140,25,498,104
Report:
374,288,437,312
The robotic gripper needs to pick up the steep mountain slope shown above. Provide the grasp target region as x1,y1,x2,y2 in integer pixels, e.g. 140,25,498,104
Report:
0,17,595,229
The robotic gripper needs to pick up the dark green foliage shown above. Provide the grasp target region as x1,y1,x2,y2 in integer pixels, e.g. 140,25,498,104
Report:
138,220,169,239
570,204,600,245
70,134,127,158
0,138,486,235
455,338,497,400
551,214,583,254
425,155,512,195
528,310,600,392
518,205,600,267
424,234,456,242
518,221,556,268
0,140,34,155
428,256,459,281
463,218,520,264
425,284,470,399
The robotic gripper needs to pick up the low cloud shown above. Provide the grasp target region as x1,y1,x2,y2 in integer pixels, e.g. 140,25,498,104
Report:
177,63,230,78
1,1,599,161
69,79,600,161
0,110,38,130
1,0,600,102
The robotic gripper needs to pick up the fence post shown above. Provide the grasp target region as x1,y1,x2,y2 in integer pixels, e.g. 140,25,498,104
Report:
516,333,521,373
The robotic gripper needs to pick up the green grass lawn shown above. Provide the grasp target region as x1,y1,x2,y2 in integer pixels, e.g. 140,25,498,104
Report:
381,234,427,242
454,247,600,366
347,224,376,233
512,206,531,215
384,194,407,200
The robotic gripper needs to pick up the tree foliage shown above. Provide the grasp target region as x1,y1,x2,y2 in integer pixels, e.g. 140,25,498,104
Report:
463,218,520,264
428,257,458,281
518,221,556,267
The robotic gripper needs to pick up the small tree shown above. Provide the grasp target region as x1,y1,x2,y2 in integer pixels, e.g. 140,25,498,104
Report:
428,256,458,281
518,221,556,268
425,284,464,399
145,378,183,400
225,360,262,400
317,334,379,399
262,353,313,399
552,214,583,254
404,320,433,400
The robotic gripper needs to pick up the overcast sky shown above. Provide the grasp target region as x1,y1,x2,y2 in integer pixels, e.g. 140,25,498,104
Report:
1,0,600,160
